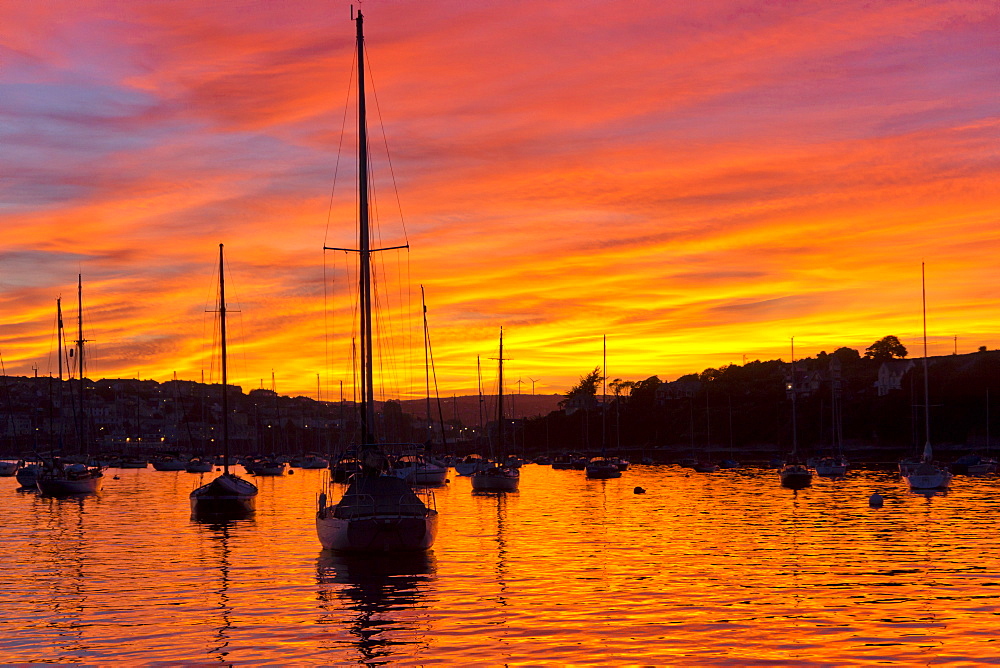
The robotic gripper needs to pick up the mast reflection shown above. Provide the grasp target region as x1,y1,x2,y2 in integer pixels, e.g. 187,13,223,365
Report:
316,550,435,663
192,516,253,662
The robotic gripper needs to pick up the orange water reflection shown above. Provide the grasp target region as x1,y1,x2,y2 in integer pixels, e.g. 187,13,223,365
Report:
1,465,1000,663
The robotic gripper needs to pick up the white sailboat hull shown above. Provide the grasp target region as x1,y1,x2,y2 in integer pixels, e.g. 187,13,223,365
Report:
471,469,520,491
185,459,214,473
190,473,258,515
904,463,951,490
814,458,848,477
37,472,104,496
317,475,438,552
394,465,448,486
317,513,438,552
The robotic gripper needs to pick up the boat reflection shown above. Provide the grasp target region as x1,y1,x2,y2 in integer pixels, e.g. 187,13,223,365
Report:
316,550,435,663
35,495,91,657
191,517,248,663
190,502,254,524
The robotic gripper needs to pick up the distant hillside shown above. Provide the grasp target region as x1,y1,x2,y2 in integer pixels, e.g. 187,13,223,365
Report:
398,393,563,425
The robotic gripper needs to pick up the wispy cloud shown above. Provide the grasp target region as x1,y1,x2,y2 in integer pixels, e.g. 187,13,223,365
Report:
0,0,997,396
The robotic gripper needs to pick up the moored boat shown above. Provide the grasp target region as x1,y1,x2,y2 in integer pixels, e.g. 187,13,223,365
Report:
472,328,520,493
36,276,104,497
190,244,259,517
585,457,622,479
902,264,951,492
316,10,438,552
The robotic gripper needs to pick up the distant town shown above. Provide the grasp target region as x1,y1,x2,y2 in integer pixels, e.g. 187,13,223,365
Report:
2,343,998,463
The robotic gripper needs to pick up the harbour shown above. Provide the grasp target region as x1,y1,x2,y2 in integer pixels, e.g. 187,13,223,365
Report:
2,464,998,664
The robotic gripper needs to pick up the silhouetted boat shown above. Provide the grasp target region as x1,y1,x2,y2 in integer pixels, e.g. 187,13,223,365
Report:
780,338,812,490
473,328,520,492
902,264,951,491
36,277,104,496
190,245,258,517
585,337,622,480
315,10,438,552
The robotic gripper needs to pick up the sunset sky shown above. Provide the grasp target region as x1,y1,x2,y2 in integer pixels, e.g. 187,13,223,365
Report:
1,0,998,400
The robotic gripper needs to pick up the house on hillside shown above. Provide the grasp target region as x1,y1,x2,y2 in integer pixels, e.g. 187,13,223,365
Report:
877,359,915,396
655,379,702,405
783,367,824,399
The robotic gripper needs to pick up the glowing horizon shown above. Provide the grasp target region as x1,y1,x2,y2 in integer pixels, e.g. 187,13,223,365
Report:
1,1,998,399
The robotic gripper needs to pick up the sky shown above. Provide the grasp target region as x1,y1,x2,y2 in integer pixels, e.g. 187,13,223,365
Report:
1,0,998,400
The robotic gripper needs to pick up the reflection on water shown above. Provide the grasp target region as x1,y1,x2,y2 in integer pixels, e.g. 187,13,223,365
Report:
316,549,435,664
2,465,1000,663
190,517,246,663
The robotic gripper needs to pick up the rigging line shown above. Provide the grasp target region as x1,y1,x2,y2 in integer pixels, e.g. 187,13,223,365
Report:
324,45,357,249
47,301,58,377
405,250,415,400
323,250,331,407
225,256,251,391
365,45,409,245
424,300,447,445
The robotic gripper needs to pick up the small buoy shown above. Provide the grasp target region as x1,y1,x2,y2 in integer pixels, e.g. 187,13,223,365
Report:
113,475,120,480
634,486,646,494
288,469,294,475
869,492,884,508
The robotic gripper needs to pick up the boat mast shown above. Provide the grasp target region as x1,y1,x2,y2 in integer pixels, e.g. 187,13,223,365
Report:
423,286,431,444
53,298,65,449
219,244,230,475
922,261,932,461
321,11,409,450
356,10,376,447
75,275,86,455
56,298,63,382
497,327,504,455
790,336,797,458
602,335,607,457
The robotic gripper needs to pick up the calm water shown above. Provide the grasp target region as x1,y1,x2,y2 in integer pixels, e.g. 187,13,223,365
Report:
2,464,999,665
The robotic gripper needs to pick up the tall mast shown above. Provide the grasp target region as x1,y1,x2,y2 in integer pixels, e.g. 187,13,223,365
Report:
356,10,375,446
602,335,607,456
922,262,932,461
219,244,230,474
790,336,797,457
422,286,431,442
477,355,484,436
497,327,504,454
76,274,86,454
56,298,63,381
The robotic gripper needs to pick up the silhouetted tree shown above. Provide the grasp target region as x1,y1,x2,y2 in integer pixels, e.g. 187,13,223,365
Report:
864,335,908,362
560,367,603,406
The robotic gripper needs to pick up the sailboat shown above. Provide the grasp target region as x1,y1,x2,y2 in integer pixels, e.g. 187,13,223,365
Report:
36,276,104,496
902,263,952,491
315,10,438,552
472,328,521,491
815,362,849,477
586,337,622,479
392,286,448,487
779,337,813,490
189,244,259,517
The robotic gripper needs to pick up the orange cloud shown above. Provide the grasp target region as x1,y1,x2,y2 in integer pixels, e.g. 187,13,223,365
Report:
1,0,998,399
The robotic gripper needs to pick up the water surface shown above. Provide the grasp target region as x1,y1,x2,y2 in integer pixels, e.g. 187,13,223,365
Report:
2,465,998,664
